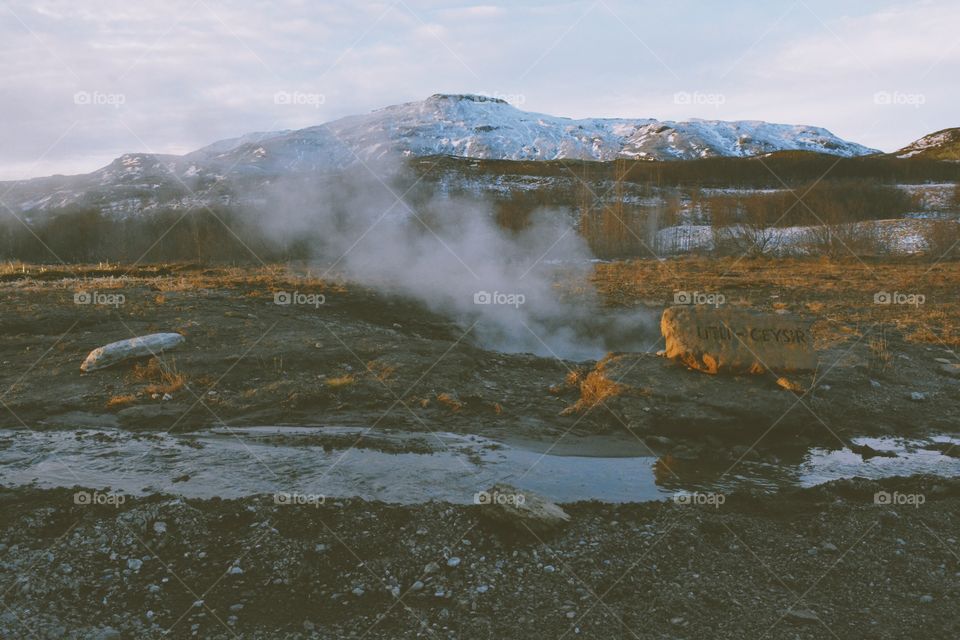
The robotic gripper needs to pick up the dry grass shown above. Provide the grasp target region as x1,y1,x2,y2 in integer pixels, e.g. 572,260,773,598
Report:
560,356,626,416
130,357,187,395
868,328,893,374
588,257,960,347
325,374,355,388
105,394,137,409
436,392,464,412
367,360,397,383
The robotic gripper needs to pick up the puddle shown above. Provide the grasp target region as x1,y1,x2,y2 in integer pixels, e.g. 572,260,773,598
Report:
0,428,957,504
799,436,960,487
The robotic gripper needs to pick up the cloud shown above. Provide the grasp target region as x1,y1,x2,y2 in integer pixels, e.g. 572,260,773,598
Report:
0,0,956,179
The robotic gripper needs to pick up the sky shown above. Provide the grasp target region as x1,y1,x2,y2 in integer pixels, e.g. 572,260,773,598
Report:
1,0,957,180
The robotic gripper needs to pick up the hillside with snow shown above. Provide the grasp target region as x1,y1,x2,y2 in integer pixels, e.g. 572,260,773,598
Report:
0,94,886,218
895,128,960,161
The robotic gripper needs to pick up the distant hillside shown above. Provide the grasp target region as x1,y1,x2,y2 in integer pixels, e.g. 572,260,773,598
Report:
895,128,960,161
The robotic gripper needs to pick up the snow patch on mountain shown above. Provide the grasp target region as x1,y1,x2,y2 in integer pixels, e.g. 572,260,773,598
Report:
200,94,877,170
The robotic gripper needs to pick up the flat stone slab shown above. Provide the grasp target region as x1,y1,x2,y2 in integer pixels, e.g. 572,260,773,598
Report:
80,333,185,373
661,306,816,375
476,483,570,535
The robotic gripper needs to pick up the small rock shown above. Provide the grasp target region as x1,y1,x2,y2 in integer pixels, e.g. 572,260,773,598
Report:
228,565,243,575
909,391,928,402
351,587,365,597
821,542,838,553
784,608,820,624
565,611,577,619
127,558,143,572
938,363,960,378
919,595,934,604
423,562,440,574
153,521,167,535
447,557,461,568
411,581,424,592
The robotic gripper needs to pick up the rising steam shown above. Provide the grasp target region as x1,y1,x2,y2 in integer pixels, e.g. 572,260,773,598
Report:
250,160,658,361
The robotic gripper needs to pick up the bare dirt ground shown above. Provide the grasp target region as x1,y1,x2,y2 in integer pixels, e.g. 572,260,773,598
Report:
0,259,958,639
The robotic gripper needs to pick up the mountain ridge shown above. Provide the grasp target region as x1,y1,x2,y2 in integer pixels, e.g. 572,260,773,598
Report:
6,94,954,220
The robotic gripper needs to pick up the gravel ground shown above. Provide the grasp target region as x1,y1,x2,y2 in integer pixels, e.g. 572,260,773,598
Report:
1,476,957,639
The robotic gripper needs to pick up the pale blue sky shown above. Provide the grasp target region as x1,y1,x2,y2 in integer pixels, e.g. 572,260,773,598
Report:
1,0,957,179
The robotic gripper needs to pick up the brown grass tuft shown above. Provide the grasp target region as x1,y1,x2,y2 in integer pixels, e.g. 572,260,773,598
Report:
325,374,355,388
106,394,137,409
436,392,464,412
561,358,626,415
131,357,187,395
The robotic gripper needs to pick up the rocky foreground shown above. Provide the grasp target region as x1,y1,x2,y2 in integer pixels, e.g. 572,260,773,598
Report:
0,477,957,639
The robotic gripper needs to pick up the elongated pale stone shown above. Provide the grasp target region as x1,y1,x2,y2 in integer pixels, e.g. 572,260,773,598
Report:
661,306,816,375
80,333,184,372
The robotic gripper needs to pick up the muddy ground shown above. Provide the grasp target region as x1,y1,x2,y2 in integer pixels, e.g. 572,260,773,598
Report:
0,477,957,639
0,262,957,459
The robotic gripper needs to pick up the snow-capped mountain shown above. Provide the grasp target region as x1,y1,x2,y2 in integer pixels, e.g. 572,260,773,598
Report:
190,93,878,169
895,128,960,161
3,94,880,218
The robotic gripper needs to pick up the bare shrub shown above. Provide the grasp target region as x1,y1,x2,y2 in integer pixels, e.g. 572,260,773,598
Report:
922,218,960,261
803,221,888,258
709,194,784,256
